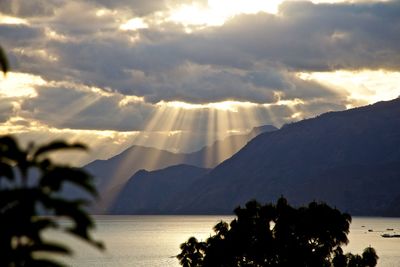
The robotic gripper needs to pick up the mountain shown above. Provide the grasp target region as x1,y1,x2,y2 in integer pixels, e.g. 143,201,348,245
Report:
110,165,209,214
171,98,400,215
184,124,278,168
85,146,187,212
85,125,276,212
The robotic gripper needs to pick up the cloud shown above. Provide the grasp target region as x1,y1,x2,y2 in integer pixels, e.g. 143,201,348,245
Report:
4,1,399,105
0,24,42,46
1,0,398,155
91,0,207,16
0,98,15,122
0,0,62,17
184,0,400,71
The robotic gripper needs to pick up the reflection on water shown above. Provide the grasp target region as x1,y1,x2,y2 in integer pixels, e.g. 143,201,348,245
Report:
346,217,400,267
44,216,400,267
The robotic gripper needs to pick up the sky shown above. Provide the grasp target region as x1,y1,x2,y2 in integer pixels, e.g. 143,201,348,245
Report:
0,0,399,165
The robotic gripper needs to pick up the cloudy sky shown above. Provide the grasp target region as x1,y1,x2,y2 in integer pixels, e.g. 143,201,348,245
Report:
0,0,399,164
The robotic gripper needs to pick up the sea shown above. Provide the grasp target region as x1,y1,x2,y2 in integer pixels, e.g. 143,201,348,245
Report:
45,216,400,267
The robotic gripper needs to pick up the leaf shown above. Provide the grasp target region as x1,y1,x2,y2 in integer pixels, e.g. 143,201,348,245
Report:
30,241,71,255
0,136,22,159
26,258,67,267
31,217,59,232
0,135,103,266
40,167,97,196
0,46,9,74
0,162,14,181
34,141,87,158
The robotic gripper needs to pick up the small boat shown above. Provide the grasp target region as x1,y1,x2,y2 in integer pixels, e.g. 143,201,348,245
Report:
381,234,400,238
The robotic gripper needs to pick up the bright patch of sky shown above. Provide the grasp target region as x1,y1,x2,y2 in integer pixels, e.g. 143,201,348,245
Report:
166,0,390,28
0,14,27,25
297,70,400,108
0,72,44,97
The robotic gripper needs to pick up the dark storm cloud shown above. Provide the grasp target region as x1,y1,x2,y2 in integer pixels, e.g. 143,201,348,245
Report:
172,0,400,71
0,24,42,45
2,0,398,127
44,2,122,36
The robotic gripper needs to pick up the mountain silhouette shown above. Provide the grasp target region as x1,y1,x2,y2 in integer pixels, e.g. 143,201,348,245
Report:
85,125,276,212
109,98,400,215
174,98,400,215
110,165,209,214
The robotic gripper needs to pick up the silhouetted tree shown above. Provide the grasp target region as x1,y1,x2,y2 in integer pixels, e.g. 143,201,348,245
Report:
0,136,103,266
332,247,378,267
362,247,378,266
177,237,206,267
178,198,378,267
0,45,103,266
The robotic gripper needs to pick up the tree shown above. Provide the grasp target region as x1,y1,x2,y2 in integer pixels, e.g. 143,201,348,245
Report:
0,136,104,266
0,45,103,266
332,247,378,267
178,198,378,267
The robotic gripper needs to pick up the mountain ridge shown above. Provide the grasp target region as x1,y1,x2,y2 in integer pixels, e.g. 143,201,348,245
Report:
85,125,277,212
110,98,400,215
175,98,400,214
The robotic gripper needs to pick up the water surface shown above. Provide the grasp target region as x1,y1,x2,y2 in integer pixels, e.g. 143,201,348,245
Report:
47,216,400,266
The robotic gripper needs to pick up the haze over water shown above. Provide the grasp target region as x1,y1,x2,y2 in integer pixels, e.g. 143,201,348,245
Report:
48,216,400,267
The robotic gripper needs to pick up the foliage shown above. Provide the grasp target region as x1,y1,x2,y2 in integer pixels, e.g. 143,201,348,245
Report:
178,198,378,267
332,247,378,267
0,45,9,74
0,136,103,267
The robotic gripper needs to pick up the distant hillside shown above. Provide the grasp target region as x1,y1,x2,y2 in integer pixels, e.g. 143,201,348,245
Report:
85,125,276,212
172,98,400,215
184,125,278,168
110,165,209,214
110,98,400,215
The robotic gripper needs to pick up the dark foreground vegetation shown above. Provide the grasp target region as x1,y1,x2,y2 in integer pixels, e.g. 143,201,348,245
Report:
178,198,378,267
0,136,103,266
0,45,102,266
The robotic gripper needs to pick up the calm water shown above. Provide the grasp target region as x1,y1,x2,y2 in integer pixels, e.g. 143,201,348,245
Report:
46,216,400,266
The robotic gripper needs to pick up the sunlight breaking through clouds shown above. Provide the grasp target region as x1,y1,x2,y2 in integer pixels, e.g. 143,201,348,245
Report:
167,0,281,28
157,100,258,112
1,0,400,168
120,18,149,31
0,14,28,25
166,0,390,29
0,72,44,97
297,70,400,108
